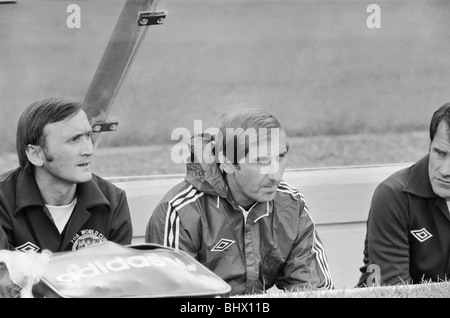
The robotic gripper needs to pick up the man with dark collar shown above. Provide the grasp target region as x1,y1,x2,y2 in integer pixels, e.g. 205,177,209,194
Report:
358,102,450,286
0,227,6,250
146,108,333,295
0,98,132,252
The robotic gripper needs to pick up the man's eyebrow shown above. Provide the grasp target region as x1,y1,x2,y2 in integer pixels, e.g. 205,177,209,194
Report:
66,132,83,141
432,146,447,152
257,149,288,160
66,128,92,141
431,144,450,155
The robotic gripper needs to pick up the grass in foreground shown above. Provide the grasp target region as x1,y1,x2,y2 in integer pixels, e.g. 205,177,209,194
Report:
235,281,450,298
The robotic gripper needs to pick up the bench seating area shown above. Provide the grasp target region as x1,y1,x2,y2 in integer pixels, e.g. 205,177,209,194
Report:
109,162,411,290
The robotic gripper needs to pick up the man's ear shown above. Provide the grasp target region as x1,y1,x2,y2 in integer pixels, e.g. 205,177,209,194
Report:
25,145,44,167
220,162,237,175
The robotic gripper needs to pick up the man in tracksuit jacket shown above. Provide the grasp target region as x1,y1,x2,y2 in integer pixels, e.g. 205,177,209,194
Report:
358,102,450,286
0,98,132,252
146,108,333,295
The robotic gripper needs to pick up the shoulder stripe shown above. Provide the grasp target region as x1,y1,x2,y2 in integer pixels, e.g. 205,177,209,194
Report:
172,188,199,207
278,182,300,193
163,185,204,249
277,188,300,197
166,207,180,248
303,204,334,289
312,232,334,289
279,181,299,193
163,185,194,247
277,182,302,199
174,192,204,212
168,185,194,206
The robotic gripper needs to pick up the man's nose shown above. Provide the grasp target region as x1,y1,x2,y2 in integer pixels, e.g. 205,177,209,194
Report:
81,135,94,156
267,170,282,182
266,160,283,182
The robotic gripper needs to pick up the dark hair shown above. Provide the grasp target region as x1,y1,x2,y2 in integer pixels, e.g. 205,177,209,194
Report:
16,98,83,173
216,108,282,164
430,102,450,142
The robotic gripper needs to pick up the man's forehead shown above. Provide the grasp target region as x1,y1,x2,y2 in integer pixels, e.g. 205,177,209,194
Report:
248,128,287,155
44,111,91,137
433,121,450,145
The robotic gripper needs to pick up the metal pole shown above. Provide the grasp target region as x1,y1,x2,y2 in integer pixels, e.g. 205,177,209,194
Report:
82,0,162,145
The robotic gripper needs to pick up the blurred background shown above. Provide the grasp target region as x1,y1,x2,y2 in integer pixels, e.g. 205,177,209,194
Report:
1,0,449,176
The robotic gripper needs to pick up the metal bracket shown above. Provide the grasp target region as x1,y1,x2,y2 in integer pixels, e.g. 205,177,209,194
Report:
138,11,167,26
92,121,119,133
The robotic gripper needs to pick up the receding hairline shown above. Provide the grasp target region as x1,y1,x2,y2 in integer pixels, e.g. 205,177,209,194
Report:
216,108,285,163
218,108,282,130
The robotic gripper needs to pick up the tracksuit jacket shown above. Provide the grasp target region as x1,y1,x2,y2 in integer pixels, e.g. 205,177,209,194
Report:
0,168,133,252
358,154,450,286
146,138,333,295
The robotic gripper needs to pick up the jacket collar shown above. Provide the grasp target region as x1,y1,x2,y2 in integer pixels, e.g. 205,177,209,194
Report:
14,170,111,215
15,170,44,213
403,154,437,199
246,201,273,223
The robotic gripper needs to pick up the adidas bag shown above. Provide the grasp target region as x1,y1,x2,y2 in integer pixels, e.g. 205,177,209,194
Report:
32,241,231,298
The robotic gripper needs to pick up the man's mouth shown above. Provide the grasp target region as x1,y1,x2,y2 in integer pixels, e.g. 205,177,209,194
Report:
78,162,90,167
436,178,450,186
262,184,278,191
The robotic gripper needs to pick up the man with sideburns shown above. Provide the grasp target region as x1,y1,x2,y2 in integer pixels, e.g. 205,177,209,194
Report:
0,98,132,252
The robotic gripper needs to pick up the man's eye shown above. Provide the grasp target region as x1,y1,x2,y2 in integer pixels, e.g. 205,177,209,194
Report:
436,150,447,157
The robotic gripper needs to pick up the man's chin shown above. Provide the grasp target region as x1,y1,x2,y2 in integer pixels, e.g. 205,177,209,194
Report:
77,172,93,183
431,183,450,200
257,191,277,203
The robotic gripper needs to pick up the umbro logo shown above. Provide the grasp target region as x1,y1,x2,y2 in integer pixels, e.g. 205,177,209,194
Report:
211,238,235,252
15,241,40,252
410,228,433,243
